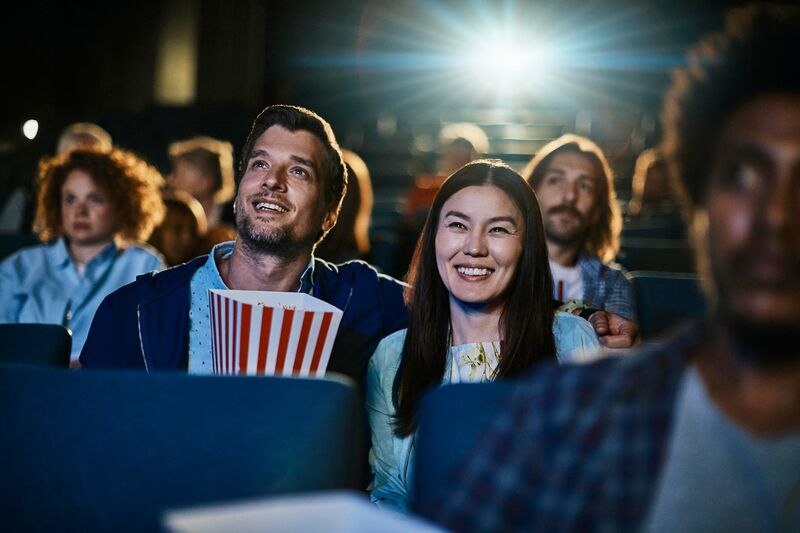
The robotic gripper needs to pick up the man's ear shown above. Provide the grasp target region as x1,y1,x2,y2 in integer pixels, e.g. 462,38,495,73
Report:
322,209,338,234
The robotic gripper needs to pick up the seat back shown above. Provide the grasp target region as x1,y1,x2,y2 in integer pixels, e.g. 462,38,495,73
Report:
617,237,695,273
0,323,71,367
630,270,707,340
412,382,516,514
0,232,39,260
0,366,363,532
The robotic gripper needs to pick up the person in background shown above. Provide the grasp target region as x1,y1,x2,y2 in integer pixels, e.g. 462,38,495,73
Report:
524,134,636,324
394,124,490,280
315,150,374,263
427,5,800,530
0,147,165,365
625,148,686,239
167,136,237,250
368,160,599,512
56,122,113,156
0,122,113,235
149,191,208,266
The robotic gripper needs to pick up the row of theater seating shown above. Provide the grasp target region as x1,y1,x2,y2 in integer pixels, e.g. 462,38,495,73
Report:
0,363,365,531
0,350,515,531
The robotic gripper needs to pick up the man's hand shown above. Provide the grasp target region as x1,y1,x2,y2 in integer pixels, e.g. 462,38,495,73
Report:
587,311,640,349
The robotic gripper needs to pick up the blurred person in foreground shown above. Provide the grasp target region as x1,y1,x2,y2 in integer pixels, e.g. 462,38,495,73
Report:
368,161,599,512
524,134,637,336
426,5,800,531
0,148,165,365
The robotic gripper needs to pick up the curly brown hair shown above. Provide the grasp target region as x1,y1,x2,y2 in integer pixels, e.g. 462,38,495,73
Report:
661,4,800,216
34,147,166,243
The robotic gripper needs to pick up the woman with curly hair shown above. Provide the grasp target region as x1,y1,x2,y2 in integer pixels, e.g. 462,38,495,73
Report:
0,147,166,365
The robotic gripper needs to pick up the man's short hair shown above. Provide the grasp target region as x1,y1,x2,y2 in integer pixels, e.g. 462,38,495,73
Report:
238,105,347,216
661,5,800,215
523,133,622,263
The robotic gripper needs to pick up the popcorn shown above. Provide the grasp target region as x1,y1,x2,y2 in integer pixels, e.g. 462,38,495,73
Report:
208,290,343,377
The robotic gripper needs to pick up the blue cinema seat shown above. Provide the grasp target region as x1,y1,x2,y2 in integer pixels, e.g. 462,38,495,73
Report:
617,237,696,273
0,323,72,368
0,366,364,532
412,381,516,514
629,270,707,341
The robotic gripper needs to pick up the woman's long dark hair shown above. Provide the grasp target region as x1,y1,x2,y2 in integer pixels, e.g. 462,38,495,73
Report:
394,160,556,436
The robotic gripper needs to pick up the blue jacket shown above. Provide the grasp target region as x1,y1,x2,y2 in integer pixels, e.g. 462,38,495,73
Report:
79,256,409,388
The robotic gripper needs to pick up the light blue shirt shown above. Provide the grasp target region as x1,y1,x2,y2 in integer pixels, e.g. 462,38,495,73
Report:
646,367,800,532
366,312,602,512
0,238,164,361
187,241,316,375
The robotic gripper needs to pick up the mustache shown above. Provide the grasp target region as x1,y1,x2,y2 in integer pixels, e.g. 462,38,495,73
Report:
719,245,800,287
244,192,291,207
546,205,584,222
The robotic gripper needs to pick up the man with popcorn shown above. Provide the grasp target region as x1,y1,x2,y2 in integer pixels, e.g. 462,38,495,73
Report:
80,105,408,388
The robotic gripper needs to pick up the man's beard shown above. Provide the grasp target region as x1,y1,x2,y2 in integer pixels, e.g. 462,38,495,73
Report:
236,208,305,257
720,309,800,370
544,205,588,247
703,222,800,370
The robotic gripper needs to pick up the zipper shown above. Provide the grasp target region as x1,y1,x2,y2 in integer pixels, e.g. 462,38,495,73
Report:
136,304,149,373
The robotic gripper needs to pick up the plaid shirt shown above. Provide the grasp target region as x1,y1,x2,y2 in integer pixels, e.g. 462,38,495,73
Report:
579,254,636,321
422,323,703,532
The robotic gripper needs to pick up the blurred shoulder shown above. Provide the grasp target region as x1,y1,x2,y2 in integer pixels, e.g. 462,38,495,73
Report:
121,242,164,264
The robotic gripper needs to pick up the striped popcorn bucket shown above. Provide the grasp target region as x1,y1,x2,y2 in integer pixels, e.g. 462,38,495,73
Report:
208,290,343,377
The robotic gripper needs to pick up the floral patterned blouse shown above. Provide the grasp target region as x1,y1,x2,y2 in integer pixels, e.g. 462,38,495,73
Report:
366,311,602,512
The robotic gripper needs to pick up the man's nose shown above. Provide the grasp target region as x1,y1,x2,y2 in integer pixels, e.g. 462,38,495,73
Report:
763,173,797,235
561,182,577,204
262,167,287,191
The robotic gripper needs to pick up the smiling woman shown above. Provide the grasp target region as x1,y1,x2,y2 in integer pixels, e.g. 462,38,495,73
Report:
366,159,600,512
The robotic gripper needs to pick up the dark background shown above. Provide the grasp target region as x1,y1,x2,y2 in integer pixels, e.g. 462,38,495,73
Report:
0,0,764,211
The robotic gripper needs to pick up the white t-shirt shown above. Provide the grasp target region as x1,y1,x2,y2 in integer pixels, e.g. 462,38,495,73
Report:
549,260,584,302
645,368,800,532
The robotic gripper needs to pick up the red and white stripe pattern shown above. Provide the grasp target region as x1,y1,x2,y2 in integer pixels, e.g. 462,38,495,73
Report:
208,290,342,377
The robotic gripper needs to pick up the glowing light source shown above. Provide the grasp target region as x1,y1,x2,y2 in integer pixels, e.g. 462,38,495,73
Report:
460,38,556,92
22,119,39,140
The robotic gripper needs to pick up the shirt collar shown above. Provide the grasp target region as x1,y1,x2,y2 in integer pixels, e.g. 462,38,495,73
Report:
577,253,603,275
52,238,72,268
51,237,118,270
299,258,316,294
208,241,315,294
